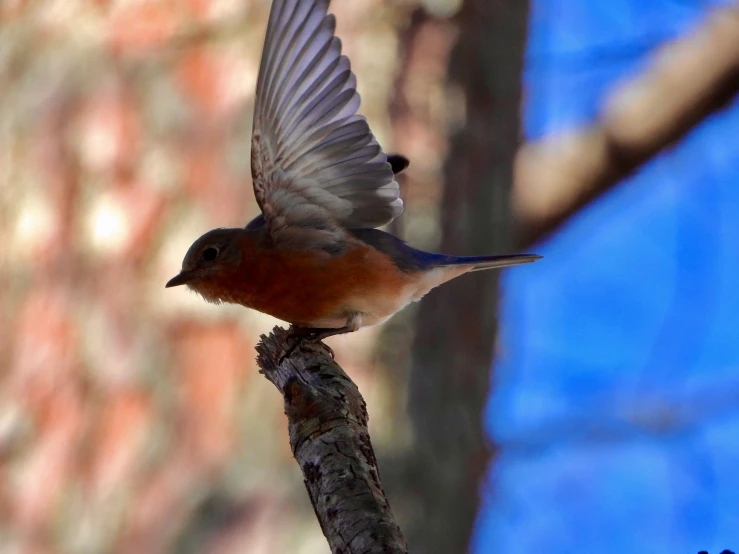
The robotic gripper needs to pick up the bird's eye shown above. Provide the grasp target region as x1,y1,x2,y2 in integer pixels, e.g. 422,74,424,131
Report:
202,247,219,262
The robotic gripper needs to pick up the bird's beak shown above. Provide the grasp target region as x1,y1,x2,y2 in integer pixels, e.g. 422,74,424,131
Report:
165,271,193,288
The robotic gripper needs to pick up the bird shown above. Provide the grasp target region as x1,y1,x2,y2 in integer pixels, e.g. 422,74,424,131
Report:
166,0,541,341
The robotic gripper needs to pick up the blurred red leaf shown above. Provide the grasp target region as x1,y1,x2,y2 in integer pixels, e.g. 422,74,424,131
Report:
88,388,152,498
108,3,182,55
171,320,252,469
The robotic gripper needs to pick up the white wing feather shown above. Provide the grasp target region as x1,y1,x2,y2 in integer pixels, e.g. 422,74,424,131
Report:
250,0,403,250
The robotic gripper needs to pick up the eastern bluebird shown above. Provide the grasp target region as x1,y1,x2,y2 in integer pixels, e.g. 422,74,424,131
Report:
166,0,541,340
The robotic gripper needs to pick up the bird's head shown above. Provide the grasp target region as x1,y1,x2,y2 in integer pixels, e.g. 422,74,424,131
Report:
166,228,246,303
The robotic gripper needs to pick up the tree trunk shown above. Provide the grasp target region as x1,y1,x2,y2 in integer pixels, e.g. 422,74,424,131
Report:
405,1,530,552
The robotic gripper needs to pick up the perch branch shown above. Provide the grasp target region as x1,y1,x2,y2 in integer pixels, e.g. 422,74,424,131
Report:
514,4,739,246
255,327,407,554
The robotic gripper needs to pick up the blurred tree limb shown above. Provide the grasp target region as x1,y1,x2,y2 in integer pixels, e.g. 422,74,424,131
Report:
405,0,530,552
256,327,407,554
515,3,739,246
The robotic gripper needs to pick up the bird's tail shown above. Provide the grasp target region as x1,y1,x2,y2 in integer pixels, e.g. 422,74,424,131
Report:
414,253,541,296
446,253,542,271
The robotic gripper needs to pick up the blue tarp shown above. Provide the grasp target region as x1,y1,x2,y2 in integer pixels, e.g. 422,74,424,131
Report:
473,1,739,553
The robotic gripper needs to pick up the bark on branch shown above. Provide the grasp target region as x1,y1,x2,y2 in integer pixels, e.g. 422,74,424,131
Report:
514,4,739,247
255,327,407,554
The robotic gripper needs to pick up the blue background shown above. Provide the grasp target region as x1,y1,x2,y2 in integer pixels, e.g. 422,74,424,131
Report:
473,1,739,553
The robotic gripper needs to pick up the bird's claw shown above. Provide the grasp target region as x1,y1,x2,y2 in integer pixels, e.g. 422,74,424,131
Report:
281,327,335,363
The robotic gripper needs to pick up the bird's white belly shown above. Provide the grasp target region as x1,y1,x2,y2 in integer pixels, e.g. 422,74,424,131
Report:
310,268,451,329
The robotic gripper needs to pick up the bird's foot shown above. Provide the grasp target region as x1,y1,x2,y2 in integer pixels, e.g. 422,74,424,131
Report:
282,326,342,362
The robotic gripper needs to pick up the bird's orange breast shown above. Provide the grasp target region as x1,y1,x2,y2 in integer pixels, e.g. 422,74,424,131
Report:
216,239,419,327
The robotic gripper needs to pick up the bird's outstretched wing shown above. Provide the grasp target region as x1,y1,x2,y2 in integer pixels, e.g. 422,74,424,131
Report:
250,0,403,251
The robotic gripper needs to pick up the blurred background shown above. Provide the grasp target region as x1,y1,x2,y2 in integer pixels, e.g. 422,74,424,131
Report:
0,0,737,553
